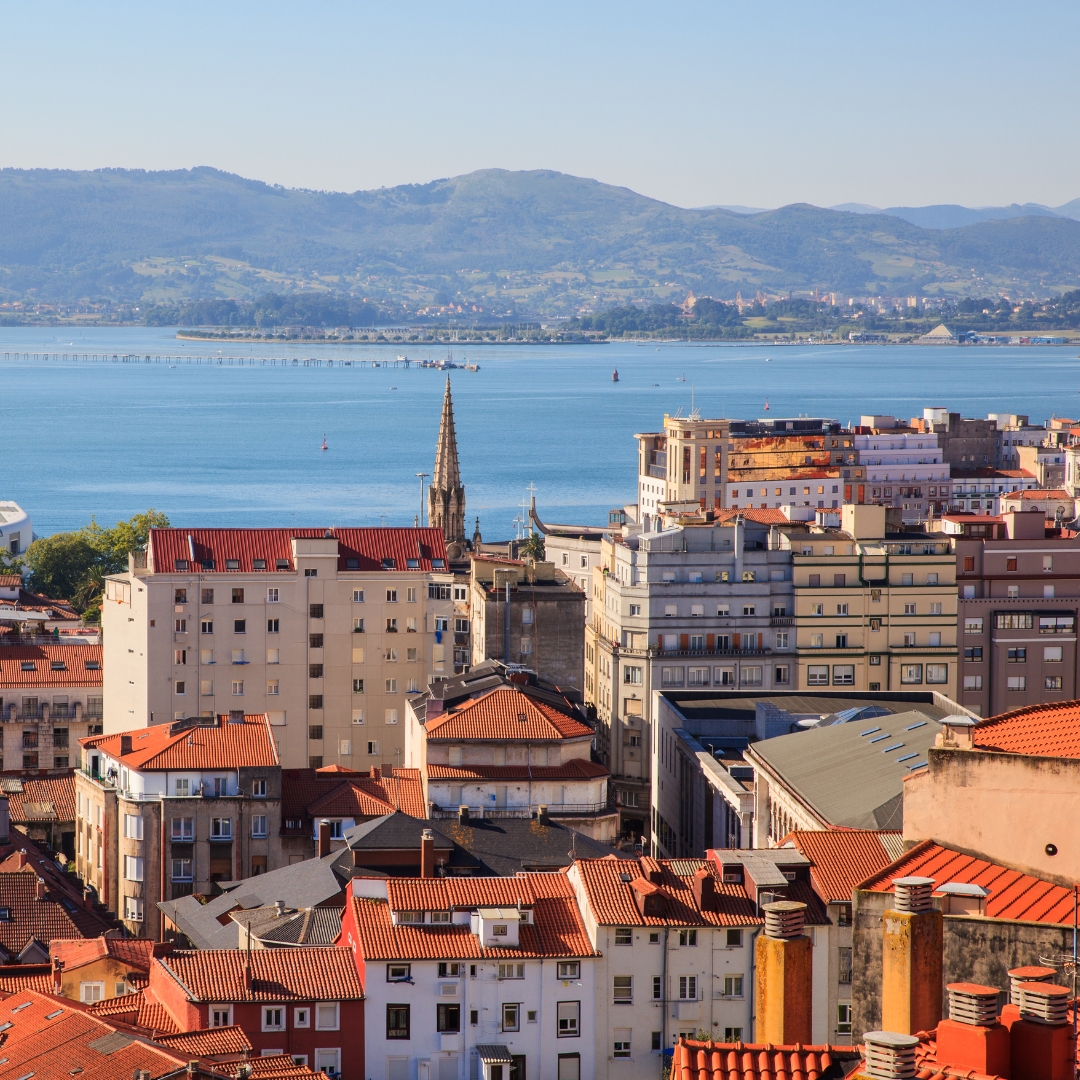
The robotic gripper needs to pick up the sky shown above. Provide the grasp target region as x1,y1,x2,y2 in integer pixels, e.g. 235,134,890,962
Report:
3,1,1078,210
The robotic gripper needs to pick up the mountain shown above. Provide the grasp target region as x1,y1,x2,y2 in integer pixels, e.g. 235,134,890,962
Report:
3,167,1080,316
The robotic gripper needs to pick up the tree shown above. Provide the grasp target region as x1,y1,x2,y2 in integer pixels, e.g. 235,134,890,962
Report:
521,532,545,561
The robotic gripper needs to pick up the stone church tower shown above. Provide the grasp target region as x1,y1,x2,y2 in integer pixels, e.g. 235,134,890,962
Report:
428,376,467,557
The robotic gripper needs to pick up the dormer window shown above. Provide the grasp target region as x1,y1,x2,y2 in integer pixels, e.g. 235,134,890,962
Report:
406,559,420,569
431,910,451,923
51,662,67,671
431,559,445,569
20,662,35,672
174,560,189,571
492,924,508,936
252,559,267,571
381,558,396,570
397,911,423,924
225,559,240,571
275,559,290,570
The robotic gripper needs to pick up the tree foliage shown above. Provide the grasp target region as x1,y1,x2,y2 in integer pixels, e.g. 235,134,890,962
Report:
521,532,546,561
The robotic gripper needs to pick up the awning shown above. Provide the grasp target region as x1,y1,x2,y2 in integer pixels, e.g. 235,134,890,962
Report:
476,1045,514,1065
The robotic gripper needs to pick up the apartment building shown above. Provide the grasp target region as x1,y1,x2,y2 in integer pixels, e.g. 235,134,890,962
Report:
990,413,1052,469
586,510,796,843
853,431,950,519
566,853,766,1075
949,467,1038,514
76,714,282,939
784,505,958,695
0,643,103,770
948,510,1080,716
102,527,454,771
340,872,597,1080
469,555,584,692
917,408,996,469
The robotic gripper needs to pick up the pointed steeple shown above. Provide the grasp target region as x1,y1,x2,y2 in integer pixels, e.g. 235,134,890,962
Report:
428,376,466,556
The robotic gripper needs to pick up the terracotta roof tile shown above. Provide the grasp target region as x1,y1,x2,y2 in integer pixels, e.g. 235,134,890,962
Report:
0,863,112,958
245,1055,323,1079
0,965,55,993
858,839,1078,925
779,829,901,904
156,947,364,1003
306,769,426,820
148,527,448,574
426,687,593,741
427,759,608,781
81,714,278,770
155,1024,252,1056
86,988,181,1034
2,773,77,825
971,699,1080,758
1,589,81,621
50,935,155,971
573,857,762,928
672,1037,860,1080
712,508,793,525
0,644,102,689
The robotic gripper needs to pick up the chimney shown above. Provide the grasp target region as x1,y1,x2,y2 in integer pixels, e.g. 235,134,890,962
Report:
881,876,942,1035
861,1031,920,1079
0,795,10,844
83,885,95,911
420,829,435,878
691,866,715,913
370,766,380,780
35,877,45,902
120,734,133,756
317,820,331,859
629,876,664,918
754,901,812,1045
243,958,253,993
274,900,285,918
53,956,63,993
458,805,469,826
537,804,549,826
1010,982,1073,1080
934,983,1010,1077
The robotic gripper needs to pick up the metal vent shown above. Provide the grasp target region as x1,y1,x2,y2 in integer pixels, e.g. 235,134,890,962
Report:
892,876,934,913
947,983,999,1026
862,1031,919,1080
1008,965,1056,1006
762,900,805,939
1017,982,1070,1025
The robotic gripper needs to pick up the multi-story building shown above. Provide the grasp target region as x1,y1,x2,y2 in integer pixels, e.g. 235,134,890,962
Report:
340,872,598,1080
949,467,1038,514
103,527,454,771
853,431,950,519
469,555,584,692
784,504,958,696
947,509,1080,717
0,501,31,557
0,643,103,770
917,408,996,469
990,413,1052,469
1017,443,1067,488
76,713,283,938
529,496,610,626
587,509,797,843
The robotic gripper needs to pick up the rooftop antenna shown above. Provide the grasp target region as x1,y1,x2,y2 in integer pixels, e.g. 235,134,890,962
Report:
690,383,700,421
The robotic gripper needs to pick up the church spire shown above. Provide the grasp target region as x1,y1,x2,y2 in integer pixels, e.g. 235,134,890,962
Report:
428,376,466,556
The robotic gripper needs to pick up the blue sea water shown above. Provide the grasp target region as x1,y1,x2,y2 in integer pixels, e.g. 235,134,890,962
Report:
3,327,1080,539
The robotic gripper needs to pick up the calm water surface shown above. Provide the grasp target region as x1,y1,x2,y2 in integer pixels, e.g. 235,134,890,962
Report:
4,328,1080,538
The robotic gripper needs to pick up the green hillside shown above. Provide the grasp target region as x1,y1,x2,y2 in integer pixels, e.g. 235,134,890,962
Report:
2,166,1079,317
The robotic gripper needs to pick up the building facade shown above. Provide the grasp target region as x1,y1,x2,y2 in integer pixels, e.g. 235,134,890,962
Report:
103,528,454,771
853,432,949,520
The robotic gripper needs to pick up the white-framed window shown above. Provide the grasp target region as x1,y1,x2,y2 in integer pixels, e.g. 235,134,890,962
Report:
385,709,398,724
295,1007,310,1027
315,1002,339,1030
80,981,105,1003
267,679,279,696
353,589,365,603
963,675,983,691
211,818,232,840
498,963,525,980
172,858,193,881
263,1006,285,1031
252,815,268,838
124,896,143,922
210,1005,232,1028
123,814,143,840
352,710,365,725
557,961,580,980
613,1030,632,1059
502,1003,520,1031
557,1000,580,1037
175,681,186,695
172,816,194,840
1008,676,1027,691
267,588,280,603
385,679,398,693
678,975,697,1000
613,976,632,1003
367,740,380,755
722,975,744,997
252,779,266,798
314,1050,341,1075
124,856,144,882
232,680,244,696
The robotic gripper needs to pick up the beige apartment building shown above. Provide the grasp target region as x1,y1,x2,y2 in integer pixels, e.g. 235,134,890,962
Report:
102,528,454,771
784,505,958,696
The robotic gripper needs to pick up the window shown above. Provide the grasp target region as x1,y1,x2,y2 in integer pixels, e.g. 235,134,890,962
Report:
557,962,580,980
123,814,144,840
661,667,684,687
1046,675,1064,690
386,1005,410,1039
174,648,187,666
294,1008,309,1027
498,962,525,980
808,574,820,587
309,724,324,741
80,981,105,1003
231,680,244,696
201,618,214,634
309,694,324,710
386,589,398,604
807,665,829,686
556,1000,580,1037
722,975,744,997
904,603,917,615
964,647,983,662
836,903,852,926
559,1054,581,1080
174,680,186,696
678,929,697,947
124,856,144,882
352,678,365,694
832,665,855,686
929,602,943,615
966,618,985,635
839,947,853,984
1008,676,1027,691
623,666,643,685
124,896,143,922
210,818,232,840
232,588,244,604
613,1031,632,1059
367,740,380,755
438,962,463,978
1008,647,1027,663
502,1003,520,1031
835,634,848,649
437,1003,460,1033
726,928,743,947
315,1002,339,1030
210,1006,232,1028
233,619,246,634
926,664,948,684
996,613,1034,630
266,618,279,633
614,927,632,945
901,664,923,684
811,633,823,648
613,976,633,1003
903,633,916,647
171,858,193,881
678,976,697,1000
263,1007,284,1031
172,815,194,839
387,964,411,982
963,675,983,691
386,678,398,693
252,815,268,838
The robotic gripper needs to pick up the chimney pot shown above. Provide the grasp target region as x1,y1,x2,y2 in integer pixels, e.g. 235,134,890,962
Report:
762,900,805,939
458,805,469,825
947,982,1000,1026
1017,981,1071,1025
317,820,331,859
537,804,549,825
1008,965,1057,1006
274,900,285,918
892,875,935,913
862,1031,920,1080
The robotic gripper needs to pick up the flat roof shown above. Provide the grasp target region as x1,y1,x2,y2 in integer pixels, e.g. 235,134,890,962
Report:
661,690,952,725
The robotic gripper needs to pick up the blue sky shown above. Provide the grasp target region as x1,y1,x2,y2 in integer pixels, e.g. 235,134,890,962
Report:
3,1,1078,209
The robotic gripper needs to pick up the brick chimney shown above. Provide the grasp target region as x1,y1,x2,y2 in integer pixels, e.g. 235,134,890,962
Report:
934,983,1010,1077
370,766,381,780
537,804,549,826
35,877,45,901
691,866,715,913
317,820,331,859
420,829,435,878
1010,982,1073,1080
754,901,812,1045
629,876,664,918
458,805,469,825
120,734,132,756
881,876,943,1035
83,885,94,911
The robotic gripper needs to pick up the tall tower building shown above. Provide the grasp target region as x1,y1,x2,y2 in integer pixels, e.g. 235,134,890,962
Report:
429,376,467,557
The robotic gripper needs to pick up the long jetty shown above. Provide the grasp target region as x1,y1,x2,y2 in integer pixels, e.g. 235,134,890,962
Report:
0,352,477,369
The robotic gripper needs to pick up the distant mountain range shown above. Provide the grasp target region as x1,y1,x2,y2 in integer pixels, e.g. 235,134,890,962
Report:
2,167,1080,317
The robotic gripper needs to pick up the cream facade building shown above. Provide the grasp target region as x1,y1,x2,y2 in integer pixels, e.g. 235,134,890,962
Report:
784,505,958,696
103,528,454,771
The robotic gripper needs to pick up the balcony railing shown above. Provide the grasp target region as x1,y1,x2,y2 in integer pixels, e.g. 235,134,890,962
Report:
430,801,610,820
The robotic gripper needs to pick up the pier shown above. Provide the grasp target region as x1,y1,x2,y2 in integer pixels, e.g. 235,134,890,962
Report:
0,352,479,370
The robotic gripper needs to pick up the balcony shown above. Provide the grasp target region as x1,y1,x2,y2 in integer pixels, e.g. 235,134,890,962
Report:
429,801,610,820
770,616,794,627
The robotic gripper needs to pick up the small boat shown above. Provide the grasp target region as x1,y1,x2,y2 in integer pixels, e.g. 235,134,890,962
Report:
321,435,328,451
612,369,619,382
390,386,397,390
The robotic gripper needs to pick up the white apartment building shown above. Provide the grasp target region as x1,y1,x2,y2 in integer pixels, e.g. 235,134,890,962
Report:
991,414,1052,470
341,873,598,1080
567,854,761,1077
587,513,795,843
854,432,950,518
103,528,454,771
0,501,31,556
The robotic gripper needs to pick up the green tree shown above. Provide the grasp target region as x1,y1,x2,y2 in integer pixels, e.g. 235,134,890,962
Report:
521,532,545,561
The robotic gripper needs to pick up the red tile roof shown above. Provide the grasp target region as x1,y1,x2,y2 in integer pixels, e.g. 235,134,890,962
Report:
282,766,426,828
349,877,595,961
1001,488,1071,499
148,527,448,574
3,773,77,825
245,1056,323,1079
0,644,102,689
0,965,55,993
86,988,180,1034
573,856,762,928
0,589,81,621
971,699,1080,758
712,508,793,525
672,1037,860,1080
858,839,1078,925
427,759,608,781
0,575,21,588
426,687,593,741
51,935,156,972
155,947,364,1003
81,714,279,770
779,830,902,904
155,1024,252,1056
